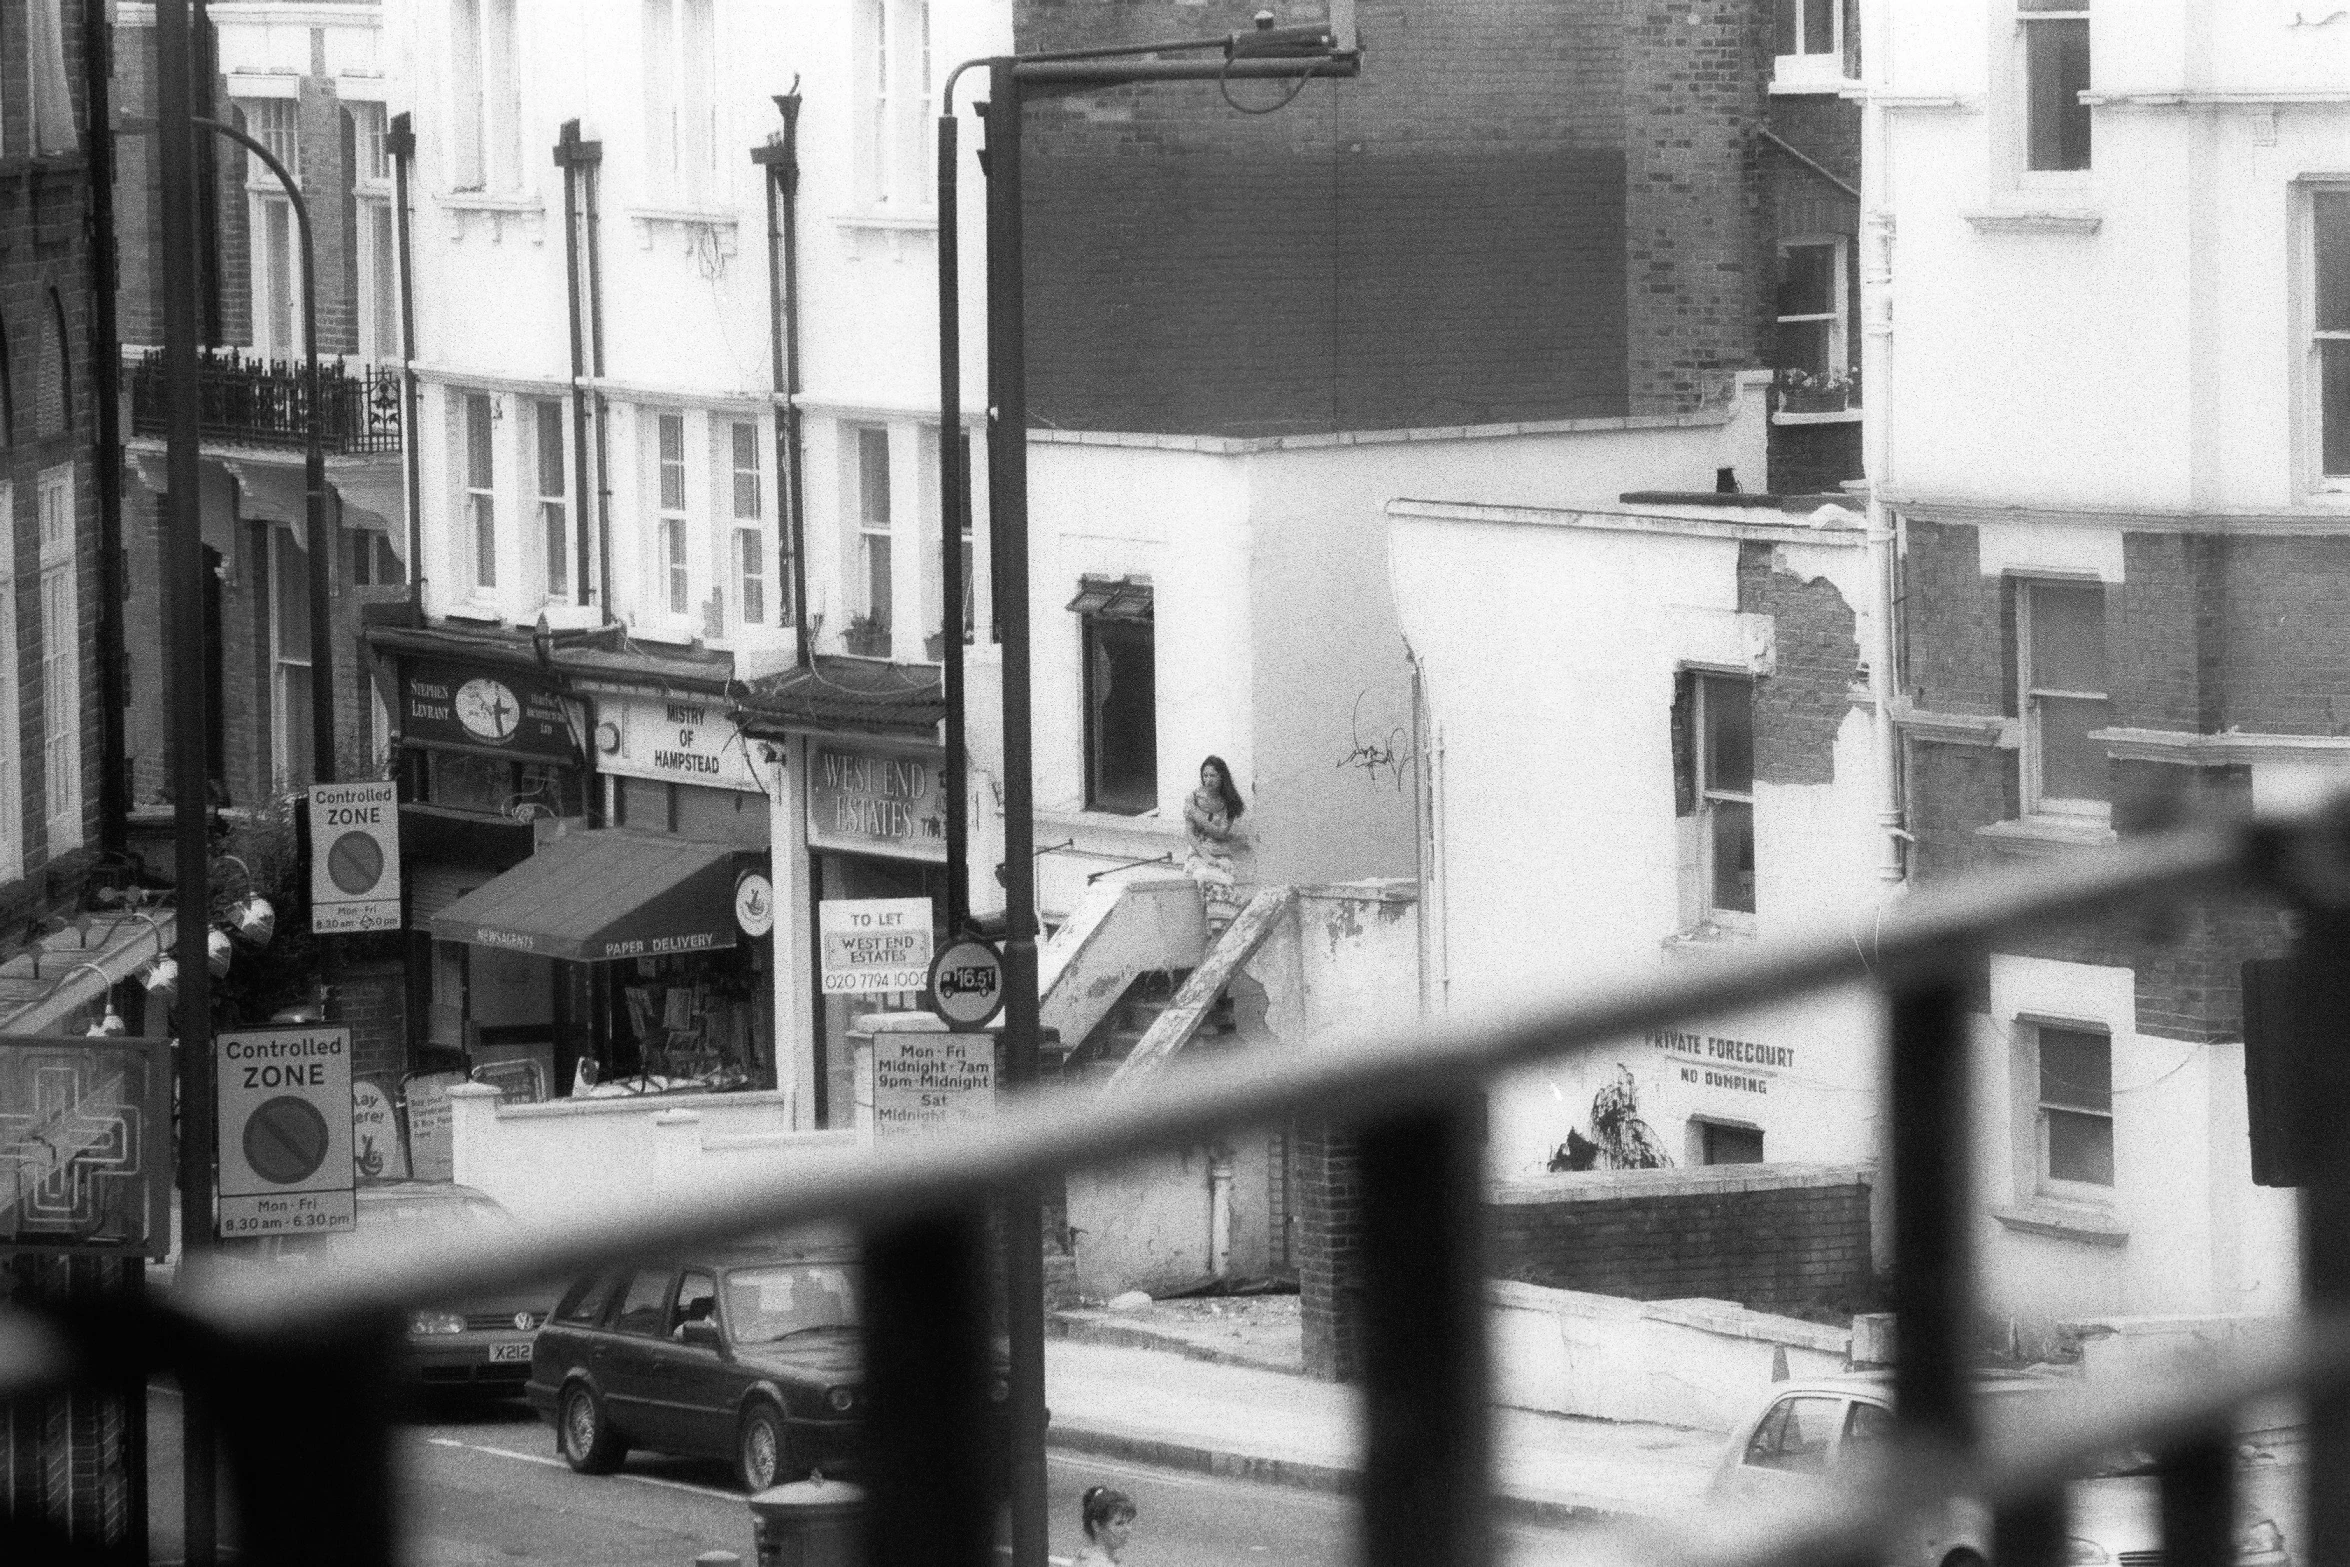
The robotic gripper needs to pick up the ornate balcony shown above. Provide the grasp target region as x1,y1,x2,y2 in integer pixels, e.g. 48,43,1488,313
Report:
127,348,403,456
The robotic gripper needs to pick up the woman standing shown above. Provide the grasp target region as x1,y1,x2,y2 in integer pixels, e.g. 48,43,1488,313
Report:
1074,1485,1137,1567
1183,755,1247,937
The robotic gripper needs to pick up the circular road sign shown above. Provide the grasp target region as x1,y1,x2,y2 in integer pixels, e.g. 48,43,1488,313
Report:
929,939,1006,1031
243,1095,333,1185
327,829,386,896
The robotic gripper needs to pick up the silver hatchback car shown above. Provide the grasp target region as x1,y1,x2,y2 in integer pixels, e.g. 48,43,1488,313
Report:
1710,1370,2295,1567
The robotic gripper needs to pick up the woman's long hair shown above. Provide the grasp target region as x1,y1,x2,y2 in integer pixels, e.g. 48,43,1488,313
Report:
1082,1485,1136,1542
1200,754,1245,821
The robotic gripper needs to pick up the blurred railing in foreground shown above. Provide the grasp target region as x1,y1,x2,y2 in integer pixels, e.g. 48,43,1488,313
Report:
8,800,2350,1567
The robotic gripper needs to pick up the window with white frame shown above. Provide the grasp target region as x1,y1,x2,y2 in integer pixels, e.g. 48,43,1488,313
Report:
1678,673,1755,918
2019,0,2090,174
462,392,497,597
27,0,79,157
268,527,314,793
643,0,719,204
36,465,76,850
1772,0,1846,87
352,103,401,363
856,0,934,208
246,98,301,182
2313,188,2350,487
1774,238,1853,414
449,0,523,193
853,425,893,648
0,485,20,882
354,100,390,182
533,398,569,603
727,421,766,628
656,412,691,618
241,100,305,363
2016,578,2109,817
2034,1024,2114,1192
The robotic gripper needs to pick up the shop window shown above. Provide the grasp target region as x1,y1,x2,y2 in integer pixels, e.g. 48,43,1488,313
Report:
2016,578,2109,816
1071,577,1156,816
1673,672,1755,918
533,398,569,602
2036,1024,2114,1191
2312,187,2350,487
657,412,691,617
2019,0,2090,173
462,392,497,596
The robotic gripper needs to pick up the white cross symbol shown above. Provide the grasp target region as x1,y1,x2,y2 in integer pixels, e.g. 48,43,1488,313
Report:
0,1060,143,1232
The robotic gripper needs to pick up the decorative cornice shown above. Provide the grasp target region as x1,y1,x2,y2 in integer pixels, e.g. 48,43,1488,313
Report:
1892,703,2014,748
2091,726,2350,766
1964,209,2103,236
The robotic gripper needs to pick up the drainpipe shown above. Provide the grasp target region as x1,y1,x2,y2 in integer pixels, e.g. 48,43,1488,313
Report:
1860,0,1904,886
1208,1150,1234,1278
555,122,602,613
583,139,614,621
86,0,128,856
755,88,811,665
388,112,424,617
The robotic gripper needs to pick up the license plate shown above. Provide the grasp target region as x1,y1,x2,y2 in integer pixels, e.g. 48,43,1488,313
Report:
489,1343,532,1363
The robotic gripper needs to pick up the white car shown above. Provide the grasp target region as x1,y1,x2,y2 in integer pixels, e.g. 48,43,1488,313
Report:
1710,1369,2294,1567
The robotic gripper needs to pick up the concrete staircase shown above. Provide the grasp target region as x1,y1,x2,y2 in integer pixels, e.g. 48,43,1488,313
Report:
1107,886,1296,1090
1036,873,1206,1064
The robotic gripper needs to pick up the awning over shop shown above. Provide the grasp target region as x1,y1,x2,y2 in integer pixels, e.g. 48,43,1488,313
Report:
738,656,945,740
428,830,747,963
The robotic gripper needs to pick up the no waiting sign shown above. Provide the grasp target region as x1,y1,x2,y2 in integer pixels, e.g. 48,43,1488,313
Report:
310,781,401,934
818,897,934,994
216,1026,355,1239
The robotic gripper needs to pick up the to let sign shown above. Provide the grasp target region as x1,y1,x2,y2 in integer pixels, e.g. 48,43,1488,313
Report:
806,745,947,863
873,1033,995,1137
818,898,934,994
309,780,401,933
216,1026,356,1238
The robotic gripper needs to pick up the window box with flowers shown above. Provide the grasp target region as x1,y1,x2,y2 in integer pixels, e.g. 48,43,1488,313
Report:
1774,366,1861,419
844,614,892,658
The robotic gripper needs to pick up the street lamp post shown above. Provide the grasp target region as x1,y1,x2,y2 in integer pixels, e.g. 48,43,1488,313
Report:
935,23,1358,1567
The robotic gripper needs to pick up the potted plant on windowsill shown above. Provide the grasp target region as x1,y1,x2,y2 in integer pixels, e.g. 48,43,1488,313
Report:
1774,365,1859,414
843,614,891,657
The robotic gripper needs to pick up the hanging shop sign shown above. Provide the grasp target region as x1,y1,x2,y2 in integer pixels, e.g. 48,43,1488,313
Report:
0,1036,173,1258
873,1032,995,1137
400,658,579,764
593,692,766,793
806,744,948,863
215,1026,356,1238
735,871,777,938
929,938,1006,1031
818,897,935,994
309,780,402,934
1646,1029,1797,1097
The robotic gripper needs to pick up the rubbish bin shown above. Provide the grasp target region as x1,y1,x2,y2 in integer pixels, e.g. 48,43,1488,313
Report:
747,1477,865,1567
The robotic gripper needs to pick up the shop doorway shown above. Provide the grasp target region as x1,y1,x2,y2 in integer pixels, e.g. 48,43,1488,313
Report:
811,852,947,1128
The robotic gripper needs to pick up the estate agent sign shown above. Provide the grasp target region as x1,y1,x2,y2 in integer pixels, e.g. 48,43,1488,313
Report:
807,744,948,863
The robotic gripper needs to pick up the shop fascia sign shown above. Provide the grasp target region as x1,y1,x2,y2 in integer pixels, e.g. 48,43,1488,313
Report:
1647,1029,1796,1097
400,658,579,765
806,744,947,863
591,690,766,794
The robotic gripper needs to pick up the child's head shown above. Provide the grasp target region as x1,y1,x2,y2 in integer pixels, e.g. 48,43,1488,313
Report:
1081,1485,1137,1544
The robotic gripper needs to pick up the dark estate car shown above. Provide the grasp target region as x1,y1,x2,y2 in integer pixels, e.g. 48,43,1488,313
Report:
229,1181,558,1396
527,1239,873,1492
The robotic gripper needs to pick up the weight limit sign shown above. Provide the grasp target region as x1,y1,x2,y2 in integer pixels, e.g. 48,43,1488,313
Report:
215,1026,355,1238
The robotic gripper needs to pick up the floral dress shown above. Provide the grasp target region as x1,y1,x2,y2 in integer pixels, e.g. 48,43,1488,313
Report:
1183,788,1243,933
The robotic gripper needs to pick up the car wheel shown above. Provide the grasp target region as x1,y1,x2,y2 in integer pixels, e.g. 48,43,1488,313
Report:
559,1382,626,1474
737,1402,788,1493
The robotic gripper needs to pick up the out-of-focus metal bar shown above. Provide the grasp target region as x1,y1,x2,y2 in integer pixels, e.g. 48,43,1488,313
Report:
1991,1489,2067,1567
2157,1431,2235,1567
2296,902,2350,1567
1358,1097,1489,1567
860,1212,993,1567
1888,975,1973,1452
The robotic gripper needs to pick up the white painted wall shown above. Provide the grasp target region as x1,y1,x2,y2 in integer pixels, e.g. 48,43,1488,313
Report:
1389,502,1889,1185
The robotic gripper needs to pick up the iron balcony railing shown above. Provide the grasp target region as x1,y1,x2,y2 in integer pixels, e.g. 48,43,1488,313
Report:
126,347,404,455
9,800,2350,1567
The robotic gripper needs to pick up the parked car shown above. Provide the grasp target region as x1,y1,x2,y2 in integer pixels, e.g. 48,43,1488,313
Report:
1712,1370,2295,1567
230,1181,557,1398
528,1234,879,1492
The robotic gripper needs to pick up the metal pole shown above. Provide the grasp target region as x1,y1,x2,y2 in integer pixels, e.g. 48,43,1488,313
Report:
190,115,332,785
390,112,424,617
982,64,1048,1567
939,110,967,935
86,0,129,859
154,4,218,1560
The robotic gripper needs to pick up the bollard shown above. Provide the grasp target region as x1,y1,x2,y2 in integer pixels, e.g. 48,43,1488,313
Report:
747,1476,865,1567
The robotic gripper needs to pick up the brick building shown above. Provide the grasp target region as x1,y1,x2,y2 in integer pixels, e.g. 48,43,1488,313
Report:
1878,0,2336,1340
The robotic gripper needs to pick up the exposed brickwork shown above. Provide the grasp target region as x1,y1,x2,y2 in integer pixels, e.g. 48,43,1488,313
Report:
333,957,411,1087
1737,540,1860,786
1293,1117,1362,1381
1487,1175,1873,1315
0,1258,137,1553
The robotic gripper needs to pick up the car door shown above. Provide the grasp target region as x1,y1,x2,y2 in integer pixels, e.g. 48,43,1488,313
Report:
659,1270,738,1459
1719,1393,1847,1509
600,1268,682,1447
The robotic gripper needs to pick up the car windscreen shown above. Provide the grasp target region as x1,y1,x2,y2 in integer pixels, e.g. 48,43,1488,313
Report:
723,1264,862,1346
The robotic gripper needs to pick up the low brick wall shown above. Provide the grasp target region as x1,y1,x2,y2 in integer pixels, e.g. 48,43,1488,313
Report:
1488,1164,1874,1318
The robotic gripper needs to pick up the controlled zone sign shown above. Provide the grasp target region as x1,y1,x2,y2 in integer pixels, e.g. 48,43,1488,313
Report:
818,897,934,994
216,1026,355,1238
310,781,401,933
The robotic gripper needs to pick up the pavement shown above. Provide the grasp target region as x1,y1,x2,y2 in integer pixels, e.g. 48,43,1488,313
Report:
1043,1305,1724,1526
